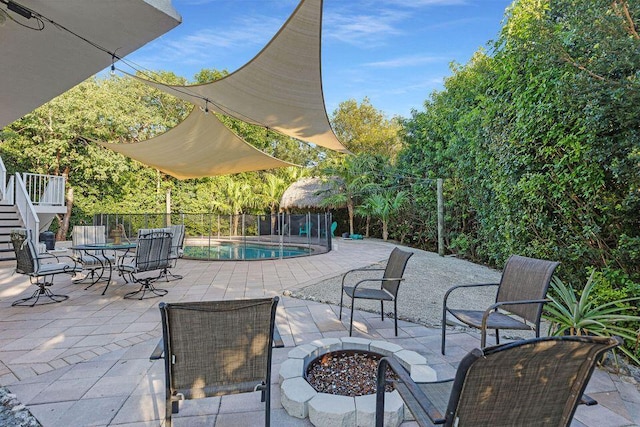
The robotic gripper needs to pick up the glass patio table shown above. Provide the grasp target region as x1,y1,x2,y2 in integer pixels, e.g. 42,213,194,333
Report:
71,242,136,295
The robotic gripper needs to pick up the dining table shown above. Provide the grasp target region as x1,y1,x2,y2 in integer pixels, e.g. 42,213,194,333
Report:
71,242,136,295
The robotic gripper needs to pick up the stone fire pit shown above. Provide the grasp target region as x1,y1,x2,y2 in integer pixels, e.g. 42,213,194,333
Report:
279,337,437,427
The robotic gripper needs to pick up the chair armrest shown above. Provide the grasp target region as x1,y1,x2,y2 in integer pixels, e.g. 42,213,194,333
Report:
443,283,499,307
376,357,446,426
150,338,164,360
342,268,385,287
580,393,598,406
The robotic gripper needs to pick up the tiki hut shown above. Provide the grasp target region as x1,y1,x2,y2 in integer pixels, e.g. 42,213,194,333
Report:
280,177,343,212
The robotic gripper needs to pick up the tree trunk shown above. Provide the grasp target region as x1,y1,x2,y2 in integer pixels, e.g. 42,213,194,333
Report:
382,220,388,241
365,215,371,237
347,200,355,235
56,185,73,241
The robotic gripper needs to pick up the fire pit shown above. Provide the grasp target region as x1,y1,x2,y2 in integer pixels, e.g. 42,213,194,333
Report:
280,337,437,427
305,350,398,397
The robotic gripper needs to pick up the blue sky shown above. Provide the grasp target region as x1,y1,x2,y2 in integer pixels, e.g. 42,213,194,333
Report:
126,0,512,119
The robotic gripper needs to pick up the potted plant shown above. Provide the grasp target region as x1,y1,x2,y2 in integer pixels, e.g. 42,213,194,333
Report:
544,271,640,365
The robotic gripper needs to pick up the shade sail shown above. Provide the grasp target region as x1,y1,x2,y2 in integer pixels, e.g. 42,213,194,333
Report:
0,0,181,128
133,0,348,153
98,108,296,180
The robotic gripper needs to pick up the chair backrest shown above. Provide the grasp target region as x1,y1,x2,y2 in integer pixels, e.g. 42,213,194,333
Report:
72,225,107,257
495,255,560,323
135,230,172,273
446,335,620,427
168,224,185,259
11,228,38,275
382,247,414,297
159,297,279,400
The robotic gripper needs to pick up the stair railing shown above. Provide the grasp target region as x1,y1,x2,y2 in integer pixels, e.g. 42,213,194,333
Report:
15,173,39,245
0,156,9,204
22,173,65,207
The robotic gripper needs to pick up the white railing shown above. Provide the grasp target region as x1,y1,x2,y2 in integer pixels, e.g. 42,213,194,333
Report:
15,173,39,245
0,156,7,203
22,173,65,206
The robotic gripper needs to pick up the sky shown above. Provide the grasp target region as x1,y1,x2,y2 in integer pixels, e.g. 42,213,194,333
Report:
125,0,512,119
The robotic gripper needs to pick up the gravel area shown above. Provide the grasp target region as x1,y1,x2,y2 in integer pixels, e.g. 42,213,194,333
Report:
289,245,503,328
0,387,41,427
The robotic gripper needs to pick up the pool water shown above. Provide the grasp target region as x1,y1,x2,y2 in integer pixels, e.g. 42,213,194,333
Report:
183,242,312,260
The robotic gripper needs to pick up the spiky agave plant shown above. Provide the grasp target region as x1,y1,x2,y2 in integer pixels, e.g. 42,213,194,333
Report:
544,271,640,365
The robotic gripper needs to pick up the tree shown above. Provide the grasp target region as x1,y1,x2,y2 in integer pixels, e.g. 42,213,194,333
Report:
364,190,407,241
331,97,402,158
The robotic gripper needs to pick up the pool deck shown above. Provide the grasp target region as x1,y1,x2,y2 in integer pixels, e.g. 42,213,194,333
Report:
0,239,638,426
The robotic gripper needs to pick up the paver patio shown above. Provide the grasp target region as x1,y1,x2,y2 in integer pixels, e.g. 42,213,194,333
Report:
0,239,638,426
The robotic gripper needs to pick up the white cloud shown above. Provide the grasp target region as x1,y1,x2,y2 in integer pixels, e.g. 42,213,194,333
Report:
324,9,408,46
363,54,448,68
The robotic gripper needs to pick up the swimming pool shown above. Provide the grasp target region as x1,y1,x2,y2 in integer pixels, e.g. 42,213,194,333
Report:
183,242,312,260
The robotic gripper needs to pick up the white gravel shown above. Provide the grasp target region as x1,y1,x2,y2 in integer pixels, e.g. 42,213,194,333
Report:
289,246,503,327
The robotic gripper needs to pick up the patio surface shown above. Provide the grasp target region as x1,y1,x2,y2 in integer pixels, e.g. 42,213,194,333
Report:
0,239,638,426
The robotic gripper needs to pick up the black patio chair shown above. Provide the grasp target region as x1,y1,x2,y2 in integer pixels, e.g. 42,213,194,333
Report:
151,297,279,427
10,228,82,306
441,254,559,354
118,230,172,299
376,335,621,427
339,247,413,336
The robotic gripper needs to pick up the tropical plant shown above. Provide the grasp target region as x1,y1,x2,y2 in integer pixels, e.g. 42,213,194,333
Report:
544,271,640,365
364,190,407,241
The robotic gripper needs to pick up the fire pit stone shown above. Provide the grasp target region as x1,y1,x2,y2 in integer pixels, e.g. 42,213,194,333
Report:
280,337,436,427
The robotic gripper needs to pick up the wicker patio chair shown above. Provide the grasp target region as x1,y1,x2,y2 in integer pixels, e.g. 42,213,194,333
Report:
118,230,172,299
71,225,114,286
339,247,413,336
151,297,279,427
376,335,621,427
441,254,560,354
10,228,82,306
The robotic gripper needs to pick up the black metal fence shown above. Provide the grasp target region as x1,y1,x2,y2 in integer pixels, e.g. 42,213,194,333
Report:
94,212,333,261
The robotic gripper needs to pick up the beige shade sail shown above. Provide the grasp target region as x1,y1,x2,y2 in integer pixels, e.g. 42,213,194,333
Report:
98,108,296,180
0,0,181,128
132,0,348,153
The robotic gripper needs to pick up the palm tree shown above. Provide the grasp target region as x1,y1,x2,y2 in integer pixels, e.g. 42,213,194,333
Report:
320,154,380,235
365,190,407,241
213,178,259,235
261,173,287,234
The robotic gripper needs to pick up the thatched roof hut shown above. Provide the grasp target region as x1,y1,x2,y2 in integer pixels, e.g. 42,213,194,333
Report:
280,176,343,211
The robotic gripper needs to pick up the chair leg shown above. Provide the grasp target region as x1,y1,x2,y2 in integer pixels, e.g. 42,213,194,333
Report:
265,382,271,427
124,276,168,300
393,299,398,336
441,308,447,355
339,290,344,320
495,329,500,345
12,279,69,307
481,329,487,348
380,301,384,321
349,298,355,336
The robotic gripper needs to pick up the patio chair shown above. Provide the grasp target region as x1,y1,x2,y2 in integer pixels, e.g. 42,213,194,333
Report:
10,228,82,306
441,254,559,354
71,225,114,286
151,297,279,427
376,335,621,427
339,247,413,336
163,224,185,281
118,230,172,299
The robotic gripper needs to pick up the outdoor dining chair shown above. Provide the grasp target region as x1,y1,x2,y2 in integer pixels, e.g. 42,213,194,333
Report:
376,335,621,427
118,230,172,299
441,254,559,354
151,297,279,427
164,224,185,281
10,228,82,306
339,247,413,336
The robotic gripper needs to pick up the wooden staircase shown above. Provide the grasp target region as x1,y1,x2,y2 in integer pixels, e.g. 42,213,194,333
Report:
0,205,23,262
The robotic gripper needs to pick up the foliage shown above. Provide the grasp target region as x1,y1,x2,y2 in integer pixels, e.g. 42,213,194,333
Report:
544,271,640,364
397,0,640,287
330,97,403,158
